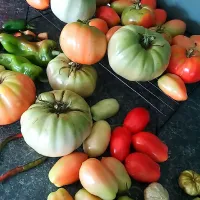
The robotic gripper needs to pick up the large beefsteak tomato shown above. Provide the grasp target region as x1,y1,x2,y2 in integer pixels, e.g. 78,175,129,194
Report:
60,21,107,65
108,25,171,81
20,90,93,157
0,70,36,125
168,45,200,83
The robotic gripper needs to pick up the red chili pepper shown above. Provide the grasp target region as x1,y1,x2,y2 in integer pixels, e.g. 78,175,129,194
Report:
132,132,168,163
123,107,150,134
110,126,132,162
125,152,160,183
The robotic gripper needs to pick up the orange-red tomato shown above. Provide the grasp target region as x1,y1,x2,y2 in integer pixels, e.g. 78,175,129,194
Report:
60,21,107,65
155,9,167,25
48,152,88,187
106,26,122,41
26,0,50,10
158,73,188,101
190,35,200,51
96,6,121,27
0,70,36,125
168,45,200,83
172,35,195,49
141,0,157,9
89,18,109,34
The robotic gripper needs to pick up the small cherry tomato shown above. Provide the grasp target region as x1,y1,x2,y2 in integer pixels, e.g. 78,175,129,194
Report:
123,107,150,134
110,126,132,161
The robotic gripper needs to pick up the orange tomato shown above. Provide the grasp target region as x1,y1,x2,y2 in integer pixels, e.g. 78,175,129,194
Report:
172,35,195,49
0,70,36,125
48,152,88,187
155,9,167,25
141,0,157,9
89,18,109,34
26,0,50,10
60,21,107,65
106,26,122,41
158,73,188,101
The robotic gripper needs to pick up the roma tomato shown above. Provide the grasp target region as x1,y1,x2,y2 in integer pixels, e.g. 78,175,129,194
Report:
110,126,132,161
123,107,150,134
75,188,101,200
121,3,155,28
111,0,134,15
0,70,36,125
106,26,122,41
132,132,168,162
125,152,160,183
79,158,118,200
48,152,88,187
172,35,195,49
26,0,49,10
168,45,200,83
154,9,167,25
141,0,156,9
96,6,120,27
158,73,188,101
163,19,186,37
47,188,73,200
60,21,107,65
89,18,109,34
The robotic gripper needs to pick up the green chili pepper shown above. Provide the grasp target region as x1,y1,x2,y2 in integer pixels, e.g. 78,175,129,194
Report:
0,53,43,80
2,19,34,32
0,33,60,67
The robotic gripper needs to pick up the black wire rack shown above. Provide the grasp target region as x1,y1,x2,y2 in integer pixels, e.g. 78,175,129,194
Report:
25,4,200,130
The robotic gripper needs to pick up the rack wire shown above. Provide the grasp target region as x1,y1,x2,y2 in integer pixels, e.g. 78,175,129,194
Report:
25,4,200,126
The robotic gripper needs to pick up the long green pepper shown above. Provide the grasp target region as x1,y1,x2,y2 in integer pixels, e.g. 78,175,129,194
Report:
0,33,60,67
0,54,43,80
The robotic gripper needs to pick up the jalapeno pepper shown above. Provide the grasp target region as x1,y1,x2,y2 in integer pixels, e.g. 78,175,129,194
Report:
0,53,43,80
2,19,34,32
0,33,60,67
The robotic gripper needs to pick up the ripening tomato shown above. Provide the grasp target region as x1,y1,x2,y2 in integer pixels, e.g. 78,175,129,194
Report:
141,0,156,9
154,9,167,25
123,107,150,134
89,18,109,34
47,188,73,200
60,21,107,65
168,45,200,83
172,35,195,49
132,132,168,162
110,126,132,161
158,73,188,101
125,152,160,183
0,70,36,125
121,2,155,28
110,0,133,15
106,26,122,41
26,0,49,10
96,6,121,27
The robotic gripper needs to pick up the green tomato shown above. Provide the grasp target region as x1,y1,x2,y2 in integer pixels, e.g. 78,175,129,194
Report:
47,53,97,98
91,98,120,121
20,90,93,157
108,25,171,81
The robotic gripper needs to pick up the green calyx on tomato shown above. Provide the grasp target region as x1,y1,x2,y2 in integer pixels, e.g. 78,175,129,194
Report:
139,34,157,50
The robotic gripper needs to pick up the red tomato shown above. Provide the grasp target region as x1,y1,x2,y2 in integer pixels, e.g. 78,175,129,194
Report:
89,18,109,34
96,6,120,27
0,70,36,125
132,132,168,162
125,152,160,183
123,107,150,134
106,26,122,42
141,0,156,9
154,9,167,25
168,45,200,83
110,126,132,161
60,21,107,65
121,3,155,28
172,35,195,49
158,73,188,101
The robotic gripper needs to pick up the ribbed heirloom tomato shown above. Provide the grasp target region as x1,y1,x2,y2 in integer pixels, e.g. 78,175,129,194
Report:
60,21,107,65
0,70,36,125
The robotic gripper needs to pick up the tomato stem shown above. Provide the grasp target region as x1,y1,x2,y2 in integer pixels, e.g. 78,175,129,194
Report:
139,34,156,49
0,156,47,182
134,0,142,9
77,19,89,25
0,133,23,152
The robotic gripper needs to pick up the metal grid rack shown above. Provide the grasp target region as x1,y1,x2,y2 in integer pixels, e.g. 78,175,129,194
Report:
25,4,200,129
